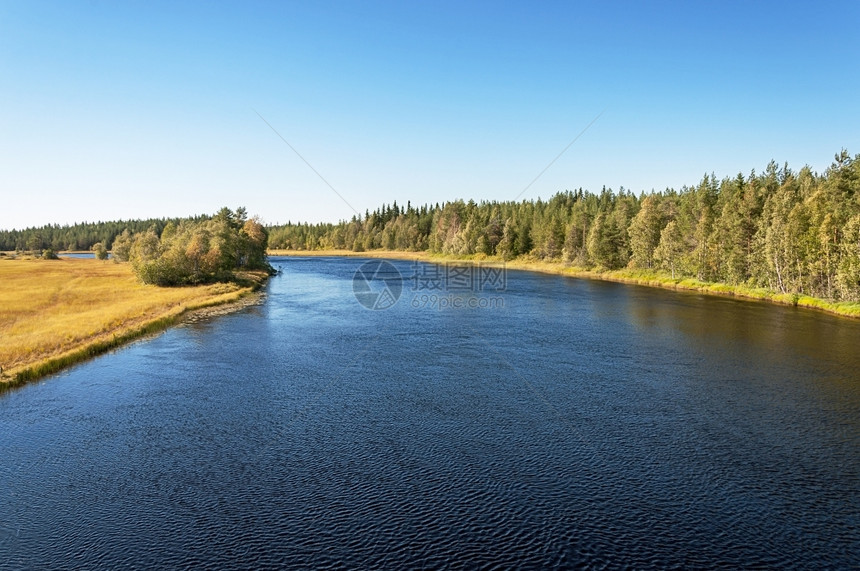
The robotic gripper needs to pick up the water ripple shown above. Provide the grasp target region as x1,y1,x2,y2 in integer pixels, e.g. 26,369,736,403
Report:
1,257,858,568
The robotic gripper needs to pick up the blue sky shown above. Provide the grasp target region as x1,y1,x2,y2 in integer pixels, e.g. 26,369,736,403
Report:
2,0,858,230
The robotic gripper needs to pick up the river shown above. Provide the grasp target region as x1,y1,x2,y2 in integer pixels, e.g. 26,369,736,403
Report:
1,256,858,568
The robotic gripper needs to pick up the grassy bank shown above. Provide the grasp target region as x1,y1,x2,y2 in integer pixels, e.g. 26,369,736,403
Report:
0,258,265,389
269,249,860,320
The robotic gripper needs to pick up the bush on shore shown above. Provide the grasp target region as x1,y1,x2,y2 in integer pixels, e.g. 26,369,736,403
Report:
121,207,273,286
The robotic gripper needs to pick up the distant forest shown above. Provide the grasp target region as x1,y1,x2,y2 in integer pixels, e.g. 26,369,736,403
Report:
0,216,207,254
1,208,270,286
3,150,859,300
267,150,860,301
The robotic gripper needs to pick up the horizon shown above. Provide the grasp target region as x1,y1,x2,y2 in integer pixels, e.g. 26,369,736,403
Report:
0,150,850,232
3,1,859,231
0,148,849,232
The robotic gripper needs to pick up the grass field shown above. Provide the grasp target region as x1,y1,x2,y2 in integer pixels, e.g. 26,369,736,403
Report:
269,249,860,320
0,258,259,387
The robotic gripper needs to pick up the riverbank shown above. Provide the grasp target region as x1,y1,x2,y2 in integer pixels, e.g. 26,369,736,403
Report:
269,249,860,320
0,258,266,390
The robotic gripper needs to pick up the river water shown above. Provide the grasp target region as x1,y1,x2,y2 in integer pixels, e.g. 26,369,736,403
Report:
1,256,858,568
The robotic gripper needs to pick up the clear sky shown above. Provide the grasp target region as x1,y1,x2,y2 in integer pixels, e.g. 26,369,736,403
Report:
1,0,858,230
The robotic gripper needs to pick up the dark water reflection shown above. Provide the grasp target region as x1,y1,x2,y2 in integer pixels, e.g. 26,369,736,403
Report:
1,257,858,569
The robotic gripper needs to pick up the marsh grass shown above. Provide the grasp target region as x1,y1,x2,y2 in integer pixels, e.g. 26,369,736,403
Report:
0,258,257,388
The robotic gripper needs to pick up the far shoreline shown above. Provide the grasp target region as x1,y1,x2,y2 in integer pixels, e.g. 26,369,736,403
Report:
268,249,860,321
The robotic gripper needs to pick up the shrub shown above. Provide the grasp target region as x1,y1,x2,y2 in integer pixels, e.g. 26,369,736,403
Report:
126,208,272,285
92,242,109,260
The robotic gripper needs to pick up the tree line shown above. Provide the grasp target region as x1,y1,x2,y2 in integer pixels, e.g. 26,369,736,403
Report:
0,217,207,253
5,152,858,299
269,150,860,301
1,207,271,286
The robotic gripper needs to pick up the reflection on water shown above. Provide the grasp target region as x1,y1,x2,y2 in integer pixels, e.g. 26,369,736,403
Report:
0,256,858,568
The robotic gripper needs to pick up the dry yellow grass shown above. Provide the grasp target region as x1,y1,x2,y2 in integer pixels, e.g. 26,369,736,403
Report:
0,258,256,385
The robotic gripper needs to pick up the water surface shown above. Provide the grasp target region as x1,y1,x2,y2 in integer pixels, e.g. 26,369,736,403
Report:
57,252,95,259
1,256,858,568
